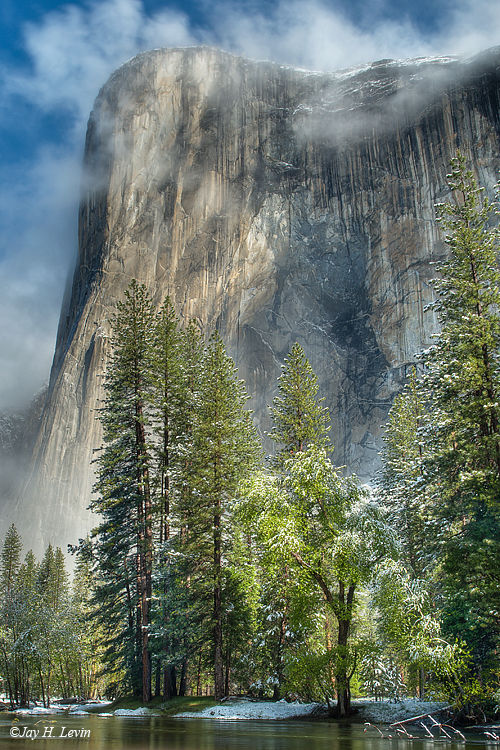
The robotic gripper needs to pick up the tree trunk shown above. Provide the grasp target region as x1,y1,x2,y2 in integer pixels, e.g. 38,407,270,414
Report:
273,615,286,700
164,665,177,699
213,496,224,699
332,582,355,718
179,657,188,696
196,648,203,696
224,638,231,698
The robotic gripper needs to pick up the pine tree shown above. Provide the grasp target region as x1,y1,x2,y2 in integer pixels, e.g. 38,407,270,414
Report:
0,523,22,600
269,343,330,462
71,538,107,699
185,330,261,698
92,280,156,700
38,544,69,611
421,156,500,673
424,153,500,508
151,296,185,545
378,369,430,578
150,305,201,698
378,154,500,688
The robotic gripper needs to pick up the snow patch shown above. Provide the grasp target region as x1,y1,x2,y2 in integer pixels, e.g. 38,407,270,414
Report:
175,699,318,720
113,707,162,716
354,698,448,724
13,706,66,715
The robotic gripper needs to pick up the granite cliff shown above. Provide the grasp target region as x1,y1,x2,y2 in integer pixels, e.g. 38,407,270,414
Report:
4,46,500,556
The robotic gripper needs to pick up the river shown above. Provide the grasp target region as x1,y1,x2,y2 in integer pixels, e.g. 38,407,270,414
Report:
0,714,494,750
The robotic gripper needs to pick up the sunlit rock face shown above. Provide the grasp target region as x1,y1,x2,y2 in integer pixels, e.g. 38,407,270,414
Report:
5,46,500,557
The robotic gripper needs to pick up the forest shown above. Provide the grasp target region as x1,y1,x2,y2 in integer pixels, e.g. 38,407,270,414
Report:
0,155,499,719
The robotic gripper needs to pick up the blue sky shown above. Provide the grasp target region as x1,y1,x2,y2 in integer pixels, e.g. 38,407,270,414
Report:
0,0,499,410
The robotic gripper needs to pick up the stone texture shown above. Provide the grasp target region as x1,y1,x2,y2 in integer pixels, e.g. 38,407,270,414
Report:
4,46,500,557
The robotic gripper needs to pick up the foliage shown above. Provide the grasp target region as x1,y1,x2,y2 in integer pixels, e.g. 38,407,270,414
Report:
377,153,500,706
419,154,500,521
269,343,330,462
378,369,431,578
91,285,261,700
243,442,397,715
0,528,104,707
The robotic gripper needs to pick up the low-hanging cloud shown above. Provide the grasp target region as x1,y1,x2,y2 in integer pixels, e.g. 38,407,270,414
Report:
0,0,499,410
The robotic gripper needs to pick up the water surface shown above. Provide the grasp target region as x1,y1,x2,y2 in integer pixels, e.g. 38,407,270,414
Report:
0,713,492,750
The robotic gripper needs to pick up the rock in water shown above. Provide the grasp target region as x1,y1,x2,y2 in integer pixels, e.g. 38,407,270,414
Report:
5,46,500,556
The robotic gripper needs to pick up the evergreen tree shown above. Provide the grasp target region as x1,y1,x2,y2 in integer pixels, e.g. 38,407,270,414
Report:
420,155,500,675
92,280,156,701
150,308,202,699
269,343,330,462
152,296,185,545
71,538,107,699
0,541,37,708
38,544,69,611
0,524,22,600
378,369,430,578
377,155,500,693
424,153,500,510
184,330,261,698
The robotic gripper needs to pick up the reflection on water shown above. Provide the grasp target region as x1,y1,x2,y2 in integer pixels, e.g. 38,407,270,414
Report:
0,714,494,750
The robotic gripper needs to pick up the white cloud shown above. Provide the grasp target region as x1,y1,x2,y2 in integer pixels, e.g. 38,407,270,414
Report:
11,0,195,123
201,0,500,71
1,0,500,409
0,0,196,410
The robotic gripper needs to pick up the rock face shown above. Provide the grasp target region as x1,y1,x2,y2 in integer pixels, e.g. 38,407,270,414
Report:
4,46,500,557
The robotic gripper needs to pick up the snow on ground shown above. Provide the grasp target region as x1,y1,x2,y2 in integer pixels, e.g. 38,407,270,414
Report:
174,698,448,723
9,700,112,716
7,697,447,723
175,699,318,720
354,698,448,724
13,706,66,715
114,707,163,716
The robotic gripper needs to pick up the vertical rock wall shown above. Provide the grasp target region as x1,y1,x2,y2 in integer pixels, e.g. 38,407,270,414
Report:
5,46,500,557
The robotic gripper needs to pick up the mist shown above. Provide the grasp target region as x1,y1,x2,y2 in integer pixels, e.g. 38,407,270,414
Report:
1,0,500,410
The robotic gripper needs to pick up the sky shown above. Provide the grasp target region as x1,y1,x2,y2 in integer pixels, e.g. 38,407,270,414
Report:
0,0,499,410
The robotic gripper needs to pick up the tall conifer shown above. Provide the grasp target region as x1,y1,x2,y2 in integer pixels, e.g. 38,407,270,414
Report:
186,330,261,698
424,153,500,508
0,524,22,600
92,280,155,700
269,343,330,462
420,155,500,671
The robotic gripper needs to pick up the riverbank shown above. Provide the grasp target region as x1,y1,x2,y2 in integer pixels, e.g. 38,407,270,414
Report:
7,696,448,725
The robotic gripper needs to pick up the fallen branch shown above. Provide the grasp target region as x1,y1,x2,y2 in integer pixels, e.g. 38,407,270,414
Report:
420,722,435,738
390,705,454,727
364,722,392,738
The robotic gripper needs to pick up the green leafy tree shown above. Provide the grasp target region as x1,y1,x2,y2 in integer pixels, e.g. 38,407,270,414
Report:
244,447,397,716
372,560,469,703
